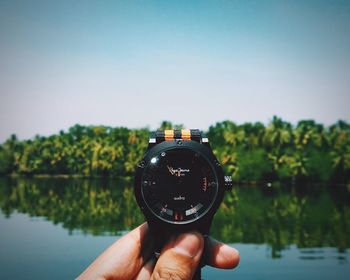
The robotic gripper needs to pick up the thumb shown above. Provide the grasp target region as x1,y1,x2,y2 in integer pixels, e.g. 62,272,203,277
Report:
151,232,204,280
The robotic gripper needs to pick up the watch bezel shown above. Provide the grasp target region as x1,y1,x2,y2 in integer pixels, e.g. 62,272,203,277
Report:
134,139,225,226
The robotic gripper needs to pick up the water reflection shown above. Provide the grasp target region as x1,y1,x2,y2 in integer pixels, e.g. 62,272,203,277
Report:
298,248,349,265
0,177,144,235
0,178,349,258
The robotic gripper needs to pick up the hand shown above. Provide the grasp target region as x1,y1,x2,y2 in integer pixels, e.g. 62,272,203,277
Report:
77,223,240,280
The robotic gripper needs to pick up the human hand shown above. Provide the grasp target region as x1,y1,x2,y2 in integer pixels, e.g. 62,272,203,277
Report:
77,223,240,280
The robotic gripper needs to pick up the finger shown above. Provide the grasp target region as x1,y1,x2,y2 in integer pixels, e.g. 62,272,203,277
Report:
151,231,204,280
133,257,156,280
205,236,240,269
78,223,154,280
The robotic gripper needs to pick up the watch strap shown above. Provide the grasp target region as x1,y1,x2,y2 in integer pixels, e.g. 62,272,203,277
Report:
151,129,207,144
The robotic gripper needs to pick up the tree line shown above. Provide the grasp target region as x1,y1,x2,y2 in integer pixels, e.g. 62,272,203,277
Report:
0,117,349,183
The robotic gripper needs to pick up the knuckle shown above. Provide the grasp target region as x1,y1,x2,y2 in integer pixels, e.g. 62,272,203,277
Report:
153,267,187,280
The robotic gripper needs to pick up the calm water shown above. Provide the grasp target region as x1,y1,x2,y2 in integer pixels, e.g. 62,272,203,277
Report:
0,178,349,279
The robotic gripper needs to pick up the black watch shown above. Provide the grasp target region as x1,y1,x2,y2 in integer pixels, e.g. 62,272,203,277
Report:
134,129,233,278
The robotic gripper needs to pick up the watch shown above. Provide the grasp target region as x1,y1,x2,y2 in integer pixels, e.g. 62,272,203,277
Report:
134,129,233,278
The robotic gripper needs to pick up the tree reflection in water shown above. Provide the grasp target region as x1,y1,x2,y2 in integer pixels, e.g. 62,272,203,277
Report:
0,178,349,258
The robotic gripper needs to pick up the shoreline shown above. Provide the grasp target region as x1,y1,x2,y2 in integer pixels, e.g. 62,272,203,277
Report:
1,174,349,188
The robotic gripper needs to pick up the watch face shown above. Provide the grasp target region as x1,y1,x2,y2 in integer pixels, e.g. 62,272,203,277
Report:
141,147,218,224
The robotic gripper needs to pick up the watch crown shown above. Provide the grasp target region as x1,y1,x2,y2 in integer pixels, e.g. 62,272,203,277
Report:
138,160,145,168
224,176,233,191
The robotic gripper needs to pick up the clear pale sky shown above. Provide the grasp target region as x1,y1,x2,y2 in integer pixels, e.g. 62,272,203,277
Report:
0,0,349,142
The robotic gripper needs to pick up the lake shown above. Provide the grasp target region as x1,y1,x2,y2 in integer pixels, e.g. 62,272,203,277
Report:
0,178,349,279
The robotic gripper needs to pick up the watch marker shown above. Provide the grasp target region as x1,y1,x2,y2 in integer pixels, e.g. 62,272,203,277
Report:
174,212,184,221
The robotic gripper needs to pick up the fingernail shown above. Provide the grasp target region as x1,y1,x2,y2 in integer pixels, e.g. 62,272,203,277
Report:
173,232,202,258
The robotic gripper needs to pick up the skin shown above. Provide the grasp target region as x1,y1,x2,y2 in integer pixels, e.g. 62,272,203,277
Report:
77,223,240,280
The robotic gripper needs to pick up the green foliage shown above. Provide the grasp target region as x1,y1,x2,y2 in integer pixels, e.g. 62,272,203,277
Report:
0,135,17,174
158,120,184,130
235,148,272,182
306,150,333,182
0,118,349,183
0,147,13,174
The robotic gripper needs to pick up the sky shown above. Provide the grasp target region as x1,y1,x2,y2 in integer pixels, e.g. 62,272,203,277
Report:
0,0,349,142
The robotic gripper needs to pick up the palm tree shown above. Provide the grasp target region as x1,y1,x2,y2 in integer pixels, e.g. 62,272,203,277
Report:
263,116,292,151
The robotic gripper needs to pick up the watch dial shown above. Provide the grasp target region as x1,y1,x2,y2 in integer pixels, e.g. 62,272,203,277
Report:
141,148,218,224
